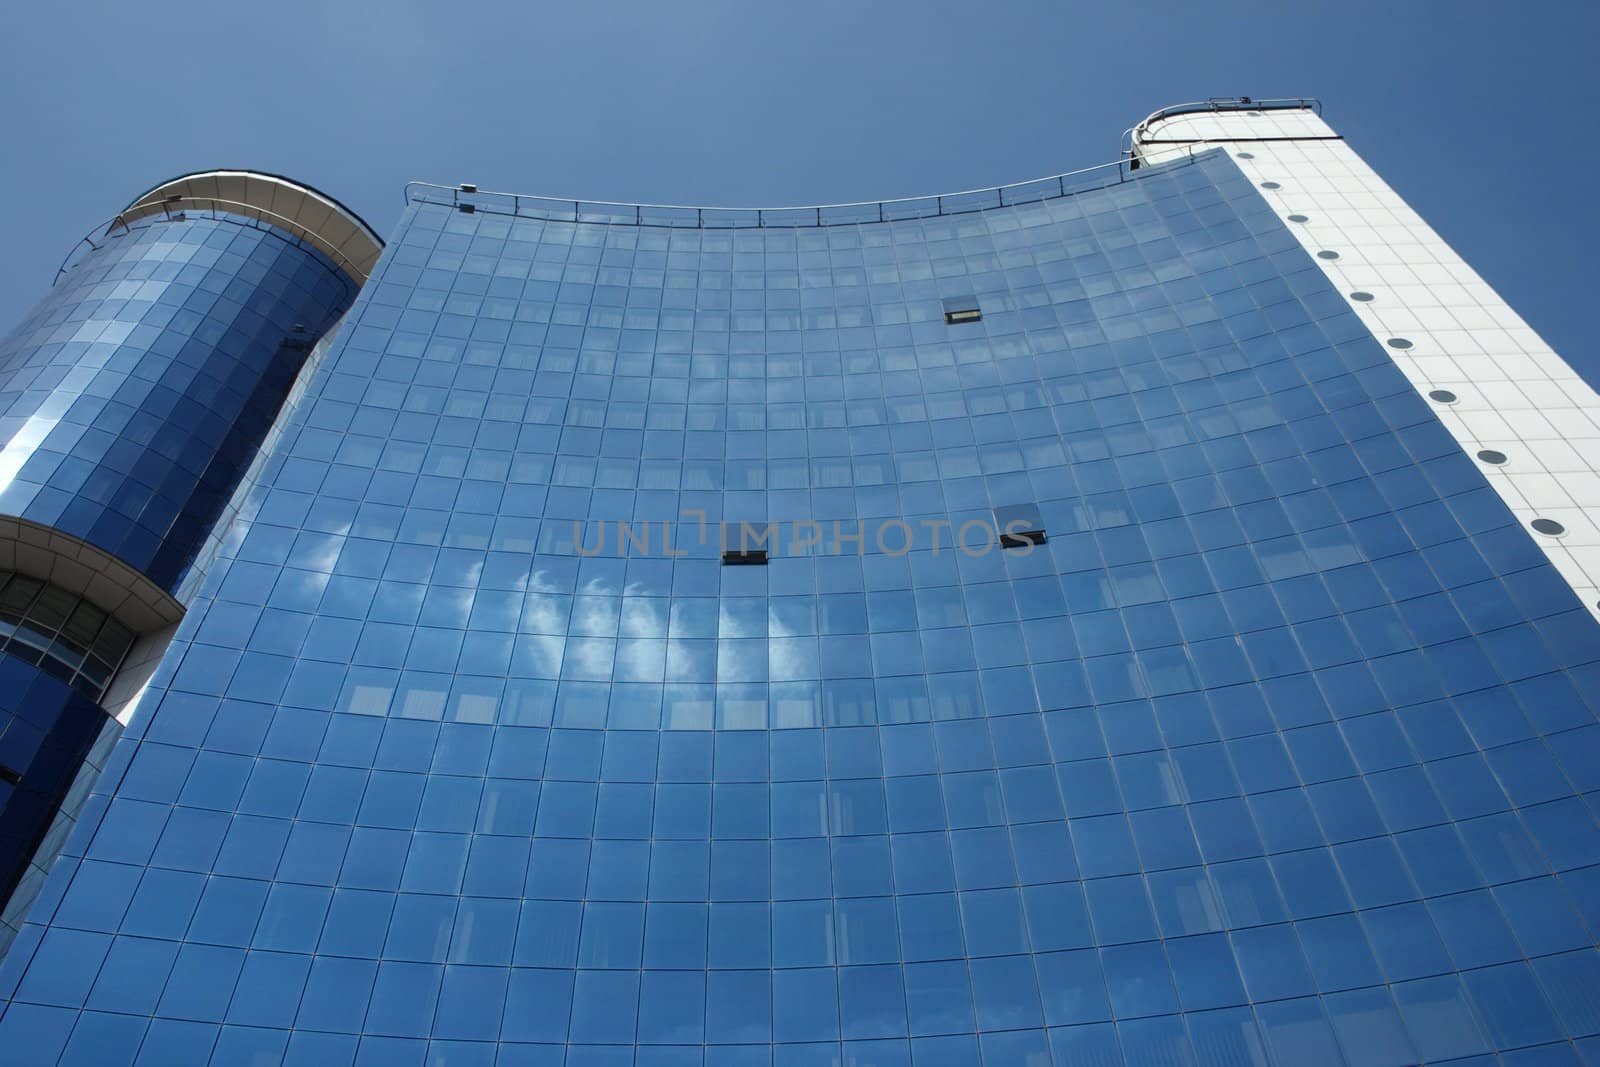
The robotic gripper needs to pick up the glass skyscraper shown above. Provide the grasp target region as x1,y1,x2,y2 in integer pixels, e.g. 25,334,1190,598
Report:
2,99,1599,1065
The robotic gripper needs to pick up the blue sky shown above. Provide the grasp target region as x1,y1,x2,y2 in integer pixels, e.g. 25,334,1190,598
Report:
2,0,1595,382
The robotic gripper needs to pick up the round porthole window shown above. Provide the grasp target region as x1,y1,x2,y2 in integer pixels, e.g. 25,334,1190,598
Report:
1388,338,1413,350
1350,291,1375,302
1237,151,1255,159
1532,518,1566,536
1261,181,1281,189
1427,389,1457,403
1317,250,1340,260
1288,214,1309,222
1477,449,1507,464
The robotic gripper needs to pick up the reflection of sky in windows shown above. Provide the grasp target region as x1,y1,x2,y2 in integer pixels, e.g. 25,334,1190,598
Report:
0,414,58,497
0,216,352,592
2,149,1599,1064
0,207,367,961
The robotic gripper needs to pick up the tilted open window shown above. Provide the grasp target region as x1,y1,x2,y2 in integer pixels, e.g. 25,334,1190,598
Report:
943,296,981,325
994,503,1047,549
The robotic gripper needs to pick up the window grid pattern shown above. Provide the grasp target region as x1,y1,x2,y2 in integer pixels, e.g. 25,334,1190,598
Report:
0,658,112,935
1137,105,1600,621
1,151,1598,1065
0,573,136,703
0,215,355,594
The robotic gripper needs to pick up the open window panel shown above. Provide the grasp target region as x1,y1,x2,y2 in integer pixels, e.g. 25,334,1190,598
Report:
721,522,774,565
943,295,981,324
994,502,1046,548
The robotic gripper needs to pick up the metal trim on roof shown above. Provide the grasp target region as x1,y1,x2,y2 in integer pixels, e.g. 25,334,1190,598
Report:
118,170,383,285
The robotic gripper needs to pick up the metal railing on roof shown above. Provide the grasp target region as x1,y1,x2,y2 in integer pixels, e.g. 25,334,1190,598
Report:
1122,97,1325,158
54,196,371,288
402,144,1221,230
402,99,1324,231
1136,96,1321,128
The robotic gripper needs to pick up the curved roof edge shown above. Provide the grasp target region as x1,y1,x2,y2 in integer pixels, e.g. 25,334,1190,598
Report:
401,100,1324,233
119,170,383,285
0,515,184,636
401,151,1177,231
1127,97,1323,151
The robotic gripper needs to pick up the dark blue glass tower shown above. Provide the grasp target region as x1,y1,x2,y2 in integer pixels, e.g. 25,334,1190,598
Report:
3,106,1600,1065
0,172,381,959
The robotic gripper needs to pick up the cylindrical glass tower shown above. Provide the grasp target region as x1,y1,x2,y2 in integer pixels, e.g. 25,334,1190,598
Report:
0,171,383,592
0,172,381,951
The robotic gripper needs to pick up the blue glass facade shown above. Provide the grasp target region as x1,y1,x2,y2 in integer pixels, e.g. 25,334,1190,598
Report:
0,210,356,593
0,660,107,899
2,146,1600,1065
0,186,372,960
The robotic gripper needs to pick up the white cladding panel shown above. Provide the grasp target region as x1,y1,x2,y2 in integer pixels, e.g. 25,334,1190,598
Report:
1137,108,1600,620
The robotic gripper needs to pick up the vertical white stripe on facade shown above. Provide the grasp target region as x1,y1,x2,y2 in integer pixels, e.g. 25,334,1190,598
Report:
1137,107,1600,621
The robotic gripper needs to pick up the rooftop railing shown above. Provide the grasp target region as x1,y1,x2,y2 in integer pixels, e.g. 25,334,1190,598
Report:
403,147,1193,230
1123,97,1325,157
54,196,371,288
402,98,1322,231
